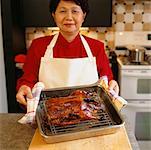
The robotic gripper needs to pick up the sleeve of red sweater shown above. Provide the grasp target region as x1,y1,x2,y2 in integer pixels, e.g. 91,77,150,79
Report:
96,43,113,81
16,37,50,90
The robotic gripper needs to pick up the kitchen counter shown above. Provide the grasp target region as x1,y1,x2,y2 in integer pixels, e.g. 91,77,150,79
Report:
0,113,140,150
0,113,35,150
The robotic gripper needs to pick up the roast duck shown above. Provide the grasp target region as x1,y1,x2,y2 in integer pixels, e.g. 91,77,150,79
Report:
45,90,105,126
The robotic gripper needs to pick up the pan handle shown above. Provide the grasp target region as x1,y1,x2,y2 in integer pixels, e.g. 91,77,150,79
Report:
111,96,127,111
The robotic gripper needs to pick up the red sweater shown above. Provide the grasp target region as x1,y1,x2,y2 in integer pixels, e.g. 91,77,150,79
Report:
17,33,113,90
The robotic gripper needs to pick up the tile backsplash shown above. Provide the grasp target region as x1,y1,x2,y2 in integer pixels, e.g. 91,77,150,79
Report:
26,0,151,50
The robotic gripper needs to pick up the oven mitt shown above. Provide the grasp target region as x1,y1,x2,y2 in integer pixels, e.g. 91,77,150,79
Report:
99,76,127,111
109,89,127,111
18,82,45,124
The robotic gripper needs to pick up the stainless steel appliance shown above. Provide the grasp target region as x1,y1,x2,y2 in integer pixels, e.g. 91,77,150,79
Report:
127,45,146,63
115,32,151,150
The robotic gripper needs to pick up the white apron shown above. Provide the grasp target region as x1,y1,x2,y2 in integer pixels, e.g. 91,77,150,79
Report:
39,33,98,89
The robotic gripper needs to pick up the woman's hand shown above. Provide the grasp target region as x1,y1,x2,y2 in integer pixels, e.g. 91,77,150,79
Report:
108,80,119,95
16,85,33,105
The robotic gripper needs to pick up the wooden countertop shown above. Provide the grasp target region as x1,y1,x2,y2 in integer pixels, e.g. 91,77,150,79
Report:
29,126,132,150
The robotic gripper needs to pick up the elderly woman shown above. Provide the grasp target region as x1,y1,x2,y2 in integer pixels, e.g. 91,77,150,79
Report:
16,0,119,106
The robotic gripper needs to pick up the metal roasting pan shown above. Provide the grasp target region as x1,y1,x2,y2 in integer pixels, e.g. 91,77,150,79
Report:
36,84,124,144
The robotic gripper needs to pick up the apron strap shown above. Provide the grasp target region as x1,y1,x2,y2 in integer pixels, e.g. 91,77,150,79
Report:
80,35,94,61
44,33,94,61
44,33,59,59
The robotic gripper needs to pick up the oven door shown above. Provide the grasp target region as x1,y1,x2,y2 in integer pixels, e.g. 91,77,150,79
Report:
121,100,151,149
120,70,151,100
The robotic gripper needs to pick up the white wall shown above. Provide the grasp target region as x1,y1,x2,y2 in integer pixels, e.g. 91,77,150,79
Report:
0,2,8,113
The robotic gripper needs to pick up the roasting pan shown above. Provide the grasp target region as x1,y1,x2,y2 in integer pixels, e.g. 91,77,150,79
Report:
36,84,124,143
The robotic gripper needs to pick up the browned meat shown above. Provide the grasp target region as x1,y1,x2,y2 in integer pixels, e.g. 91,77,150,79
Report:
45,90,104,126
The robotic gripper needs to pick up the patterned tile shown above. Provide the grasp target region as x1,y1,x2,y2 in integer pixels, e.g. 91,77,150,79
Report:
133,22,143,31
134,13,143,22
124,13,134,23
125,23,134,31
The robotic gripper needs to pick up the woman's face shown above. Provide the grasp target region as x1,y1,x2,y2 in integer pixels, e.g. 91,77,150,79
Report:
52,0,86,35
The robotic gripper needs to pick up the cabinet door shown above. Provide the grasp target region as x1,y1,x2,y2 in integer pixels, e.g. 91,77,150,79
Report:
20,0,112,27
20,0,55,27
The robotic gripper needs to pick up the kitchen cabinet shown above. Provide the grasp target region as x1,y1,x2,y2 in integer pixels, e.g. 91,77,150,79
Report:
1,0,26,112
20,0,55,27
20,0,112,27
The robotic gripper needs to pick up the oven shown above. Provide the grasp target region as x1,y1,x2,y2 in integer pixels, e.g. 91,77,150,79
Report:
118,57,151,150
115,31,151,150
120,69,151,100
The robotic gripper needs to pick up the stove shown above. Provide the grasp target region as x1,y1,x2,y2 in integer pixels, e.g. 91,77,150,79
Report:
115,32,151,148
117,55,151,70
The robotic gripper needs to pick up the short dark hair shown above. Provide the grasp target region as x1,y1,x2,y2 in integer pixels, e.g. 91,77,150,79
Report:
49,0,89,14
